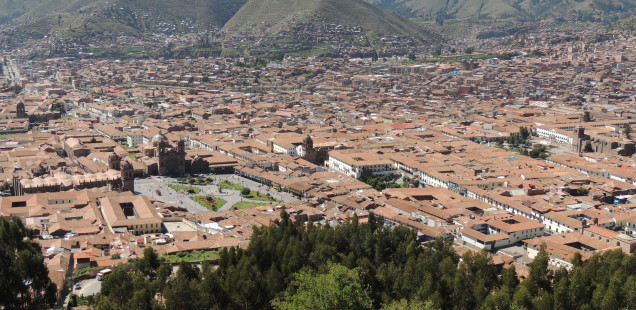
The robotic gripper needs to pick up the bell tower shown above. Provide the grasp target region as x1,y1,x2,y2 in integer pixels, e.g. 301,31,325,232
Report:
108,153,121,170
121,161,135,192
16,102,26,118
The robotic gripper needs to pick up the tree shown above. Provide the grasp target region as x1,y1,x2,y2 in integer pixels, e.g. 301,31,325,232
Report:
164,262,205,310
624,124,632,139
525,244,552,296
576,187,589,196
519,126,531,140
241,188,251,197
99,268,134,308
136,247,160,278
0,217,57,310
583,142,594,153
273,263,373,310
381,299,437,310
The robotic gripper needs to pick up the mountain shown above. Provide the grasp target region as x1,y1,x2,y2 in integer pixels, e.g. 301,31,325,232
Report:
365,0,636,21
222,0,435,41
0,0,95,24
0,0,247,35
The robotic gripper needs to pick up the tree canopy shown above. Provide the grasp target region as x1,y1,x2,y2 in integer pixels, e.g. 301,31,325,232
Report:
90,211,636,310
0,217,57,310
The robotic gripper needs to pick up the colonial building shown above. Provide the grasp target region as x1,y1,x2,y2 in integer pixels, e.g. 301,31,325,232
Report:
572,127,635,156
12,153,134,195
142,133,187,176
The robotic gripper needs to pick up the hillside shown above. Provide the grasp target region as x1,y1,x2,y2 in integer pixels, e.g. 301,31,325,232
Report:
366,0,636,21
222,0,435,41
0,0,96,24
1,0,246,35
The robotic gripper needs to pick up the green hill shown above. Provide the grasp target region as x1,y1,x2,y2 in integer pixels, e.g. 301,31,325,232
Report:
0,0,96,24
0,0,247,35
222,0,435,41
366,0,636,21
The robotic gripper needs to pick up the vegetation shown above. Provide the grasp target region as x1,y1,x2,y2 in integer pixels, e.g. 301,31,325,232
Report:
0,0,247,35
358,169,403,191
0,217,57,310
231,201,272,210
50,101,65,113
241,188,251,196
222,0,436,42
574,187,589,196
368,0,636,23
73,266,104,278
193,195,226,211
241,190,280,202
178,176,214,186
161,250,220,263
68,294,96,308
168,184,200,194
85,212,636,310
497,127,550,159
272,263,373,310
424,53,512,62
584,142,594,153
219,180,247,191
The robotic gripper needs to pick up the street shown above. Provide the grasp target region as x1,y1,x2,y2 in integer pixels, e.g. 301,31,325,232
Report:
76,278,101,296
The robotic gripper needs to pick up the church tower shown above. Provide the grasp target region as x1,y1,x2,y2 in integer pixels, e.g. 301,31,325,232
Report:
302,135,314,152
121,161,135,192
108,153,121,170
16,102,26,119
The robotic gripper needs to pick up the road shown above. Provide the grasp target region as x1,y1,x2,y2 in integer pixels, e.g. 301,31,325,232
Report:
76,278,101,296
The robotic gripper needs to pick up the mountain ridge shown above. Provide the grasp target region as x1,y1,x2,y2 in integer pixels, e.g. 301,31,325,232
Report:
222,0,436,42
365,0,636,21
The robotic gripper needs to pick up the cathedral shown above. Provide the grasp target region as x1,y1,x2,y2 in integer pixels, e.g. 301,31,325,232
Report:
146,133,187,176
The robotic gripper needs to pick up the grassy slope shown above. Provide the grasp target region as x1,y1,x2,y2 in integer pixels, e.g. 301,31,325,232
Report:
1,0,246,32
223,0,434,41
365,0,635,20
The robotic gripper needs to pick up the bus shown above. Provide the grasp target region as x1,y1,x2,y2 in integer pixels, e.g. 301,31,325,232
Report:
96,268,112,281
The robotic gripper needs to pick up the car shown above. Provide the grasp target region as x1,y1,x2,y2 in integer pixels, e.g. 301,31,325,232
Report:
74,283,81,290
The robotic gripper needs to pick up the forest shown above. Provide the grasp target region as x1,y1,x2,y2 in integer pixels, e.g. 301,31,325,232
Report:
79,211,636,310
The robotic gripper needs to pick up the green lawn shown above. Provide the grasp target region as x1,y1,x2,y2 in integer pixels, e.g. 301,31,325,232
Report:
193,196,226,211
231,201,272,210
161,250,220,263
241,191,281,202
219,181,247,191
0,134,7,139
169,184,201,194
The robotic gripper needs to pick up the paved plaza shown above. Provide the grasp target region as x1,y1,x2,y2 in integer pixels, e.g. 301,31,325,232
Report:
135,173,298,214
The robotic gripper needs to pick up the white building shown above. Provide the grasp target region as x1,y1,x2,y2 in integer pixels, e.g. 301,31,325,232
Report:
326,151,397,179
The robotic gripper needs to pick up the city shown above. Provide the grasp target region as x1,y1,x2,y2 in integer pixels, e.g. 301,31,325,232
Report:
0,0,635,309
